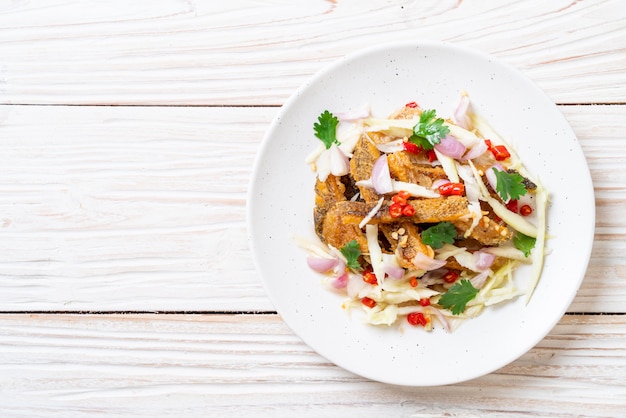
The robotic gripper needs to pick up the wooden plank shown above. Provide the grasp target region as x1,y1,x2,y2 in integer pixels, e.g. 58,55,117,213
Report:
0,313,624,416
0,105,623,312
0,105,274,311
560,105,626,313
0,0,624,105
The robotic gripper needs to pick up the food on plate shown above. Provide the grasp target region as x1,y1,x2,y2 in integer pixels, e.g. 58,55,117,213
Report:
298,94,548,332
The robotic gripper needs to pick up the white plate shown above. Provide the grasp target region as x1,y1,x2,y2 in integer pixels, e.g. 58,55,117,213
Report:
247,41,594,386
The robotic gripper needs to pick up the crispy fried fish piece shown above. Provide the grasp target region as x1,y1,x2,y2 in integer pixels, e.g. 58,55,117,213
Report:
320,201,368,252
313,175,347,241
331,196,469,225
350,135,382,203
387,151,447,188
381,222,434,269
453,216,513,246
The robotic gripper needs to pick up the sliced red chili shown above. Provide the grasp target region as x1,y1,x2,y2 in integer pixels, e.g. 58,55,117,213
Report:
491,145,511,161
419,298,431,307
392,194,407,206
405,101,418,108
427,149,437,162
520,204,533,216
389,202,403,218
403,141,421,154
438,182,465,196
443,270,460,283
506,199,519,213
362,271,378,285
402,204,415,217
361,297,377,308
397,190,410,200
409,277,418,288
485,139,493,150
407,312,429,327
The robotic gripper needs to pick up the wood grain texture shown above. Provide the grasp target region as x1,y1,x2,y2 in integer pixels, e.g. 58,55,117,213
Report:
0,105,273,311
0,0,624,105
0,313,624,417
0,104,623,312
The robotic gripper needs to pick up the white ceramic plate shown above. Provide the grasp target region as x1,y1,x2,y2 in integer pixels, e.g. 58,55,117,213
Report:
247,41,594,386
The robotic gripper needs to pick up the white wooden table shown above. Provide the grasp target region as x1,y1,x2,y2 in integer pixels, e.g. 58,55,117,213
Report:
1,1,625,416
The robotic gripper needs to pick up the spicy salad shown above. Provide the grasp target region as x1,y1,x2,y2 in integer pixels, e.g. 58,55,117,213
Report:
297,94,548,332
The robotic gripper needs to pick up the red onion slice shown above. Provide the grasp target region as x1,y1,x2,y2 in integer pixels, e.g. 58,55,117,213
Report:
383,263,405,280
331,271,349,289
307,256,339,273
370,154,393,194
470,270,490,289
434,135,466,159
412,252,448,271
462,140,488,160
474,251,496,271
454,94,471,130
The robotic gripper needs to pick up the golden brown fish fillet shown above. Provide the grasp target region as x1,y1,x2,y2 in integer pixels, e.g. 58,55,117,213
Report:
381,222,434,269
320,202,369,253
330,196,469,225
313,175,347,241
387,152,447,187
453,216,512,246
350,135,382,203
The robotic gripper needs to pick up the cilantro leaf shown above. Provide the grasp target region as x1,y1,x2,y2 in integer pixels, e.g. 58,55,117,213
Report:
421,222,457,249
514,232,536,257
314,110,340,149
409,109,450,150
438,279,479,315
493,168,528,202
340,240,362,270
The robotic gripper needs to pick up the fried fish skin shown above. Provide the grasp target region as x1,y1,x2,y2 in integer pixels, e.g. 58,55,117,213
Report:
387,151,447,188
313,175,347,241
320,202,368,253
381,222,434,269
350,135,382,203
332,196,469,225
453,216,512,246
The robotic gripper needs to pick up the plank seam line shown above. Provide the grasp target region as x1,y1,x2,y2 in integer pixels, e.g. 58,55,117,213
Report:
0,311,622,315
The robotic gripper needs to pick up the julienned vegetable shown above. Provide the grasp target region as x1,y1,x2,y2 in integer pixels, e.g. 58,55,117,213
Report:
299,94,549,332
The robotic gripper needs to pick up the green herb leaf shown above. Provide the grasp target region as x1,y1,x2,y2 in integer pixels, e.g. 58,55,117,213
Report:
438,279,479,315
421,222,457,249
493,168,528,201
514,232,536,257
409,109,450,150
340,240,362,270
314,110,340,149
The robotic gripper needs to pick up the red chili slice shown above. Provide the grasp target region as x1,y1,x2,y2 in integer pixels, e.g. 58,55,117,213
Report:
520,204,533,216
403,141,421,154
438,182,465,196
491,145,511,161
362,271,378,285
443,271,460,283
361,297,377,308
389,203,403,218
402,204,415,217
506,199,519,213
407,312,429,327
